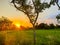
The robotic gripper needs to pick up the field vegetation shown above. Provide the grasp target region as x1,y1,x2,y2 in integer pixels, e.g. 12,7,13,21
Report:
0,29,60,45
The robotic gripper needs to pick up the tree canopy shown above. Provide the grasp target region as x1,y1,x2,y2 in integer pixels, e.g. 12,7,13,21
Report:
11,0,60,27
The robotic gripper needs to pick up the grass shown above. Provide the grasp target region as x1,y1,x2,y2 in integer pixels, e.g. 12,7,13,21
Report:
0,29,60,45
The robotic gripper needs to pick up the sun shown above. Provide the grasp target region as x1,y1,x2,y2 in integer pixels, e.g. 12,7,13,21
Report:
15,23,21,28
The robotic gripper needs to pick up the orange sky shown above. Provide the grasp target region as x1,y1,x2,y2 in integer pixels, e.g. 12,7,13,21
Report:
12,18,33,28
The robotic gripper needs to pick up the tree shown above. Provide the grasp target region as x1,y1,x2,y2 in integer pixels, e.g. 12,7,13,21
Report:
56,24,60,29
56,14,60,23
0,16,12,30
49,23,55,29
35,23,49,29
38,23,45,29
11,0,60,45
11,0,60,27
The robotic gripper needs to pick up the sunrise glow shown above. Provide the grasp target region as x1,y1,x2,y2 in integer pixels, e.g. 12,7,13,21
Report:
15,23,21,28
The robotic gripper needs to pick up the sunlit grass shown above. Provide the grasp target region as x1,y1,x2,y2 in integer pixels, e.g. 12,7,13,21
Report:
0,29,60,45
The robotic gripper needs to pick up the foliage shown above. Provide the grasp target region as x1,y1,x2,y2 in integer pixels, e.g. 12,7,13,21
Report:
11,0,60,27
56,14,60,19
0,16,12,30
35,23,49,29
56,24,60,29
35,23,60,29
49,24,55,29
56,14,60,23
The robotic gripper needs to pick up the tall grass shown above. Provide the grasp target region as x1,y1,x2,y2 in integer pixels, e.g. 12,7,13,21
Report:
0,29,60,45
0,34,5,45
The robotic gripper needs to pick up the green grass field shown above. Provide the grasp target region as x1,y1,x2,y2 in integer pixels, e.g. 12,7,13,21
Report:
0,29,60,45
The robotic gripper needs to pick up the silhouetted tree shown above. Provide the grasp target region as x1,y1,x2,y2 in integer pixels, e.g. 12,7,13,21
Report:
56,24,60,29
0,16,12,30
38,23,45,29
35,23,49,29
56,14,60,23
49,24,55,29
11,0,60,45
44,24,50,29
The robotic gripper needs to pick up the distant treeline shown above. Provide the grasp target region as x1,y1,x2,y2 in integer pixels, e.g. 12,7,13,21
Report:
0,16,27,30
35,23,60,29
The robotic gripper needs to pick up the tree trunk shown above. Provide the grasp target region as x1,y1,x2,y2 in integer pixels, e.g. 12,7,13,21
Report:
33,12,39,45
33,24,36,45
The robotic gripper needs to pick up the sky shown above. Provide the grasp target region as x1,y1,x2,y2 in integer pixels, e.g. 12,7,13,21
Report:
0,0,60,27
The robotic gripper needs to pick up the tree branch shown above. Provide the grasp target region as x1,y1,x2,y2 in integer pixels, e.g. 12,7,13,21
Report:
13,3,34,26
13,3,26,14
34,12,39,26
32,0,39,26
55,2,60,9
